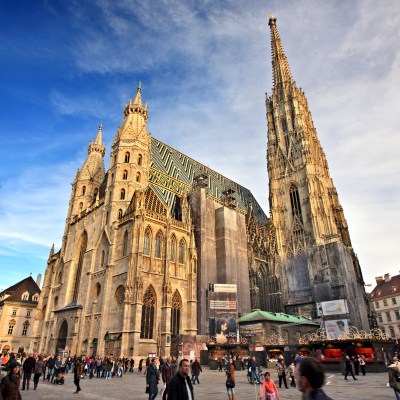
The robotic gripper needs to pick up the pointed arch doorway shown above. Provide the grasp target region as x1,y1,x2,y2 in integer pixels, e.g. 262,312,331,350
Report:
56,320,68,353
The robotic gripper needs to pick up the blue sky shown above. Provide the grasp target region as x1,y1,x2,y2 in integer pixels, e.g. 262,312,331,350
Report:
0,0,399,291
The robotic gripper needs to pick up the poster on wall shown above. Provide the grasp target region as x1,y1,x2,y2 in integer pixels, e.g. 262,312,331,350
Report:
208,284,238,341
320,300,349,316
324,319,350,338
239,323,263,337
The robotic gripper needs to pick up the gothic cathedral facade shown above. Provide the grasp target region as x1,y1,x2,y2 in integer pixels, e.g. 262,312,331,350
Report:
33,16,370,358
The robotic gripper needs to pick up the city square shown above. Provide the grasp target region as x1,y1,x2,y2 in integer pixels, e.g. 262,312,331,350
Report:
1,1,400,399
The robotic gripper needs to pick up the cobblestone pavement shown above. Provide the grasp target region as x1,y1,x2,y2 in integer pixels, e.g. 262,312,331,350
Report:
7,368,394,400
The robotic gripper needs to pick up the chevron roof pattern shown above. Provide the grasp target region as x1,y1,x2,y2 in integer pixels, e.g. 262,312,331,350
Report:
150,137,268,225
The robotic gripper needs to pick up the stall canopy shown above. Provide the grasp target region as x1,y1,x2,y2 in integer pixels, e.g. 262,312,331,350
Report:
238,309,319,326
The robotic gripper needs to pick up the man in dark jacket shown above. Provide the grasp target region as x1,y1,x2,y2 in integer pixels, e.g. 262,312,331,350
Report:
146,358,160,400
0,360,22,400
296,358,332,400
191,358,202,385
168,359,194,400
73,358,83,394
46,355,55,381
344,356,357,381
161,357,172,400
22,353,36,390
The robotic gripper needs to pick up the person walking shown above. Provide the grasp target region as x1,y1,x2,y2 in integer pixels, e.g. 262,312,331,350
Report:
296,358,332,400
46,354,55,381
225,358,235,400
170,357,178,378
168,359,194,400
146,358,160,400
260,371,279,400
191,358,202,385
353,355,360,375
359,355,366,376
277,359,288,389
287,361,296,387
33,355,45,390
161,357,172,400
22,353,35,390
73,357,83,394
388,357,400,400
250,356,261,384
138,359,144,374
0,360,22,400
344,356,357,381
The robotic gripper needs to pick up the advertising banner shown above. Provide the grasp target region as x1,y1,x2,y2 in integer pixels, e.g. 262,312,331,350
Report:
324,319,350,338
239,323,263,337
320,300,348,316
208,285,237,340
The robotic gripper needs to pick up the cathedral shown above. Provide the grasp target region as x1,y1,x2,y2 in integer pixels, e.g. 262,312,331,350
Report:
33,16,369,358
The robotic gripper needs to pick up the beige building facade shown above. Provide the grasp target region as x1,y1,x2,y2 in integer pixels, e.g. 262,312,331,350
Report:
371,273,400,339
0,276,41,355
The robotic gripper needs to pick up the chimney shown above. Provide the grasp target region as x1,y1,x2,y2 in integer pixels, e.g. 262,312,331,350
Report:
375,276,384,285
384,273,391,283
36,274,42,288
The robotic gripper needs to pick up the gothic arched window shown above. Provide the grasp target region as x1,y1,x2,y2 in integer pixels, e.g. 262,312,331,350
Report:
154,231,162,259
123,231,129,257
100,250,105,268
123,170,128,180
140,286,156,339
118,209,123,219
178,239,186,264
136,172,141,183
120,189,125,200
171,290,182,336
143,228,151,256
170,236,176,261
138,154,142,166
289,185,303,223
82,186,86,196
124,152,130,163
73,231,88,302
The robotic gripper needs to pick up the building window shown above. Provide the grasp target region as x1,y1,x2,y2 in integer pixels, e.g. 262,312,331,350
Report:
138,154,142,166
140,286,156,339
54,296,58,308
289,185,303,223
124,152,130,163
82,186,86,196
136,172,141,183
396,311,400,321
73,231,88,302
118,209,123,219
120,188,125,200
58,270,62,284
26,310,31,317
384,299,388,307
171,291,181,336
378,313,383,323
170,236,176,261
33,295,39,302
390,326,396,338
22,322,29,336
79,202,83,212
393,298,397,305
8,325,14,335
12,309,17,316
386,311,392,322
123,170,128,180
22,293,29,301
143,229,151,256
375,301,380,309
154,232,162,259
123,231,129,257
178,240,186,264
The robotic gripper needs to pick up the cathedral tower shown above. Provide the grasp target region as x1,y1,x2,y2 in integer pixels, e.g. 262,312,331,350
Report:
266,16,369,329
105,84,151,225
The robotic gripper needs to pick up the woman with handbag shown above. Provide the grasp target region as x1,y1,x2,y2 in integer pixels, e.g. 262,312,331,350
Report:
225,358,236,400
260,372,279,400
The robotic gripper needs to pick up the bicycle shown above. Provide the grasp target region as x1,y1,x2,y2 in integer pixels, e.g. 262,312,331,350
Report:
247,366,265,384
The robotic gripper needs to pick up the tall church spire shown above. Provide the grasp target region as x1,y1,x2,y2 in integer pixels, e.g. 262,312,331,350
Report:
268,15,293,88
265,16,369,330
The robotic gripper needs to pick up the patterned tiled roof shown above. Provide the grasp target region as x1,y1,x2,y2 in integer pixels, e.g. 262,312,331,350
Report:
150,137,268,225
370,274,400,299
238,308,318,325
0,277,41,306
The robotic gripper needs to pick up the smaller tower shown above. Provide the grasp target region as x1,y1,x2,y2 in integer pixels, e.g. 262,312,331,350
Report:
68,124,106,219
105,84,151,224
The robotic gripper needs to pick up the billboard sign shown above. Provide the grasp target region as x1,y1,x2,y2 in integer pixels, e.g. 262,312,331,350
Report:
320,300,348,316
239,323,263,337
208,284,237,340
324,319,350,338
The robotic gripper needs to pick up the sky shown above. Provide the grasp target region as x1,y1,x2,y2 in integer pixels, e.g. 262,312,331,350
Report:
0,0,399,292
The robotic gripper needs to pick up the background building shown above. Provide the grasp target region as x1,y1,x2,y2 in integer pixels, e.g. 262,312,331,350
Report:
0,276,41,355
370,273,400,339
